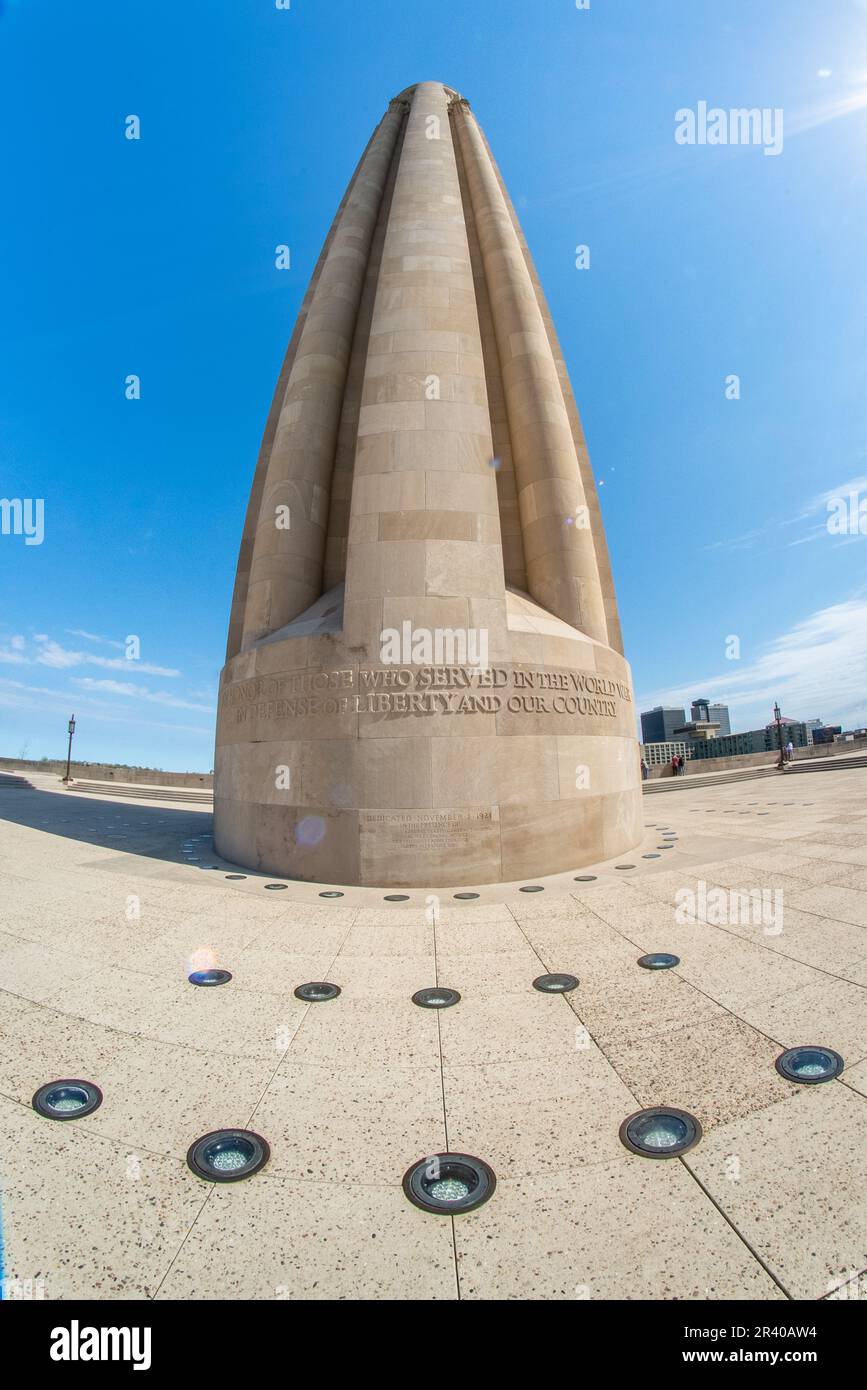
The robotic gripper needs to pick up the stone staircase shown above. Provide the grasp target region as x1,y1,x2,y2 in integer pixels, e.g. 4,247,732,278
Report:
0,772,35,790
644,752,867,794
62,779,213,806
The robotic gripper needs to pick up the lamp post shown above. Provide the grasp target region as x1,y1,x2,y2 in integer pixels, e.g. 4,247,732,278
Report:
63,714,76,783
773,702,785,770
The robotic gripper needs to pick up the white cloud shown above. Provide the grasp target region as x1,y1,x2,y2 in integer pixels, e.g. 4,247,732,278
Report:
70,677,213,713
65,629,125,649
88,654,181,677
706,470,867,554
637,595,867,732
31,635,180,677
0,678,211,736
35,639,82,669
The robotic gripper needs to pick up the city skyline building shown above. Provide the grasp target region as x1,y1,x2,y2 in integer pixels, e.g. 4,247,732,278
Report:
640,706,687,744
691,698,732,736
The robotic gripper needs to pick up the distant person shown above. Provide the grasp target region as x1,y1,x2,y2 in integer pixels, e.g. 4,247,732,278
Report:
786,740,794,762
671,754,679,777
641,759,649,781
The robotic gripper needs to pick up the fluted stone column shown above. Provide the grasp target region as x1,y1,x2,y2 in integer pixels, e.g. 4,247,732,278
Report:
452,102,609,644
343,81,508,662
240,101,406,648
214,82,642,888
473,117,623,653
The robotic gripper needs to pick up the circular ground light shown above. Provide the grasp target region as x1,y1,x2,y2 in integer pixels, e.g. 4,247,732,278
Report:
32,1080,103,1121
189,968,232,987
454,892,479,900
657,845,674,850
619,1107,701,1158
412,987,461,1009
319,890,344,898
225,874,246,880
638,953,680,970
615,864,636,870
384,894,409,902
187,1129,270,1183
520,885,544,893
775,1046,844,1084
264,883,287,891
642,853,662,859
403,1153,496,1214
574,875,597,882
294,981,341,1003
533,973,579,993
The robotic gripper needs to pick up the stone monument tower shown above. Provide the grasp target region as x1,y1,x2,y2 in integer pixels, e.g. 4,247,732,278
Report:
214,82,641,887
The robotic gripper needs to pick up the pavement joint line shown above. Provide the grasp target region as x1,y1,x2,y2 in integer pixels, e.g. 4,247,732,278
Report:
506,900,649,1116
520,893,867,1129
560,834,828,1290
248,906,361,1067
679,1155,795,1301
611,898,867,996
3,772,867,1298
432,917,462,1301
150,1181,220,1301
818,1262,867,1300
583,907,867,1043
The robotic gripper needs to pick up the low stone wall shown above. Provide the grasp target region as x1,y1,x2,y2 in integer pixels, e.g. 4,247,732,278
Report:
0,757,214,789
644,736,867,780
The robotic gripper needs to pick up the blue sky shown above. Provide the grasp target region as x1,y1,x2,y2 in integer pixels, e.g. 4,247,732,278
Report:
1,0,866,770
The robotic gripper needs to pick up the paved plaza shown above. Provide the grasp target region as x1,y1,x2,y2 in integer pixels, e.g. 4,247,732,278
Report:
1,765,867,1300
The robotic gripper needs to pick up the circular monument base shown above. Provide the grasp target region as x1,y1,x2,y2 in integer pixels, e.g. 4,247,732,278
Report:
214,594,642,888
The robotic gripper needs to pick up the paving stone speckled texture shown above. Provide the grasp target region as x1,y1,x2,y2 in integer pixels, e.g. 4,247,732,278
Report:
684,1085,867,1301
155,1177,458,1301
0,1095,206,1301
1,765,867,1299
453,1163,787,1301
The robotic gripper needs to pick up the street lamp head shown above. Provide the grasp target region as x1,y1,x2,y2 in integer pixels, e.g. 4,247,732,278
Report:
773,702,781,722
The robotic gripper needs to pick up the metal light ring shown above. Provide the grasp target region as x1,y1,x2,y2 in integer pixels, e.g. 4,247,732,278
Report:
32,1079,103,1121
186,1129,271,1183
775,1046,844,1085
412,987,461,1009
532,973,579,994
619,1106,702,1158
402,1152,496,1214
294,981,341,1002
